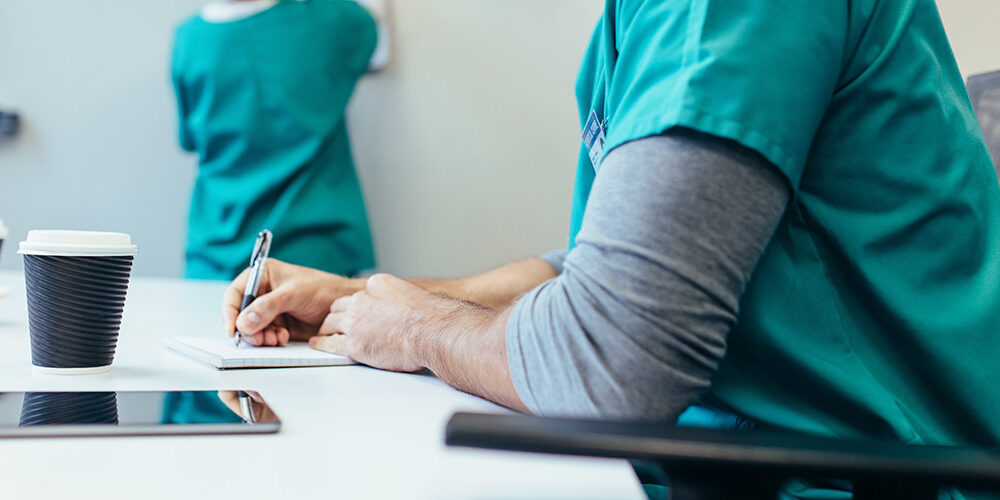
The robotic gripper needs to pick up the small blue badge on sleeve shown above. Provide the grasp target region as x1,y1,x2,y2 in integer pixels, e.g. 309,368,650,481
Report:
582,110,606,172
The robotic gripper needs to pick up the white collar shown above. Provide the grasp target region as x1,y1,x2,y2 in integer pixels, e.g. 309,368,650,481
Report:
200,0,279,23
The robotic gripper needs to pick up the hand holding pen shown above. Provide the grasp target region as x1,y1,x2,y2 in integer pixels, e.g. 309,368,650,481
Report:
235,229,272,347
222,256,359,346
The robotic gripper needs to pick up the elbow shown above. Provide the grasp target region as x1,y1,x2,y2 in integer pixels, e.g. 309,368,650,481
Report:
580,348,720,423
523,319,727,423
508,269,731,423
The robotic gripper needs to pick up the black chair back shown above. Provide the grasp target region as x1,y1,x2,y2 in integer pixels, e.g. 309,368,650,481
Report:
446,411,1000,500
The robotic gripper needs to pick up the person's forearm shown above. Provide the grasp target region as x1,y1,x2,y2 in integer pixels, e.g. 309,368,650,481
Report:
414,302,528,412
408,258,557,309
312,272,530,410
336,258,554,309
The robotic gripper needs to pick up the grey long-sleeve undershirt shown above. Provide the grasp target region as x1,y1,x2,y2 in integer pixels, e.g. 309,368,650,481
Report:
507,128,791,421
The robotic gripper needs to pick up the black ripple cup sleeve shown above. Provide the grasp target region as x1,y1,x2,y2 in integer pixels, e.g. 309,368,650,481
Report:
19,392,120,426
18,230,137,374
23,255,133,370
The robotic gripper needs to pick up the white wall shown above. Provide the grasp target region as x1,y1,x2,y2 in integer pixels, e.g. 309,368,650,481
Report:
0,1,201,277
348,1,603,277
937,0,1000,78
0,0,603,278
1,1,995,278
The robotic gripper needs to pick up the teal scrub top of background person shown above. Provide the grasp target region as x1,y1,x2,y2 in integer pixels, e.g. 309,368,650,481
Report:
570,0,1000,452
172,0,376,280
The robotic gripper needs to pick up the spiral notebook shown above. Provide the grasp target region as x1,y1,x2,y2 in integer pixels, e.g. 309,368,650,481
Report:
165,337,356,370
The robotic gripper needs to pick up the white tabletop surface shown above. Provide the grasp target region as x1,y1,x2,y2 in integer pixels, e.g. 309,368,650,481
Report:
0,271,644,499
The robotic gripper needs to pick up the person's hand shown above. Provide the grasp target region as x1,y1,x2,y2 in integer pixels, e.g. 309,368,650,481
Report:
310,273,490,372
222,259,363,346
312,273,526,412
216,391,280,424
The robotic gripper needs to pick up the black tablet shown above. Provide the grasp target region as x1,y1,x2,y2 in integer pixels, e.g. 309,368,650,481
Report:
0,390,280,438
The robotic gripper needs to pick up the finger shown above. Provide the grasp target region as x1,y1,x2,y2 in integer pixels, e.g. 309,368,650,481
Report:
318,311,347,336
309,334,349,355
222,267,252,336
217,390,237,406
275,326,290,346
242,331,264,346
330,294,355,313
271,315,292,340
216,391,241,414
235,285,292,336
263,327,278,346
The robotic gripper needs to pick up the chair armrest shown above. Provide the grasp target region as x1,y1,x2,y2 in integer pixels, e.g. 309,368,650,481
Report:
445,411,1000,499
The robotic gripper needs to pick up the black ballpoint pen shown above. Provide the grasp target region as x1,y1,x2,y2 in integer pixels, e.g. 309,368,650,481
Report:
235,229,272,347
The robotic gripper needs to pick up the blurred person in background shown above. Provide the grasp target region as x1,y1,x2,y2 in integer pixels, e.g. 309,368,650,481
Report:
166,0,383,426
172,0,382,280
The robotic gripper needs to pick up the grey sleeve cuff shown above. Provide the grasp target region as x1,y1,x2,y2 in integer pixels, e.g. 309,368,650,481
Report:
506,128,789,420
539,249,568,275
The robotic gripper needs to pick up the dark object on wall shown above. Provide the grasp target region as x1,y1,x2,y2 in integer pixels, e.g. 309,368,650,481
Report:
446,411,1000,500
0,110,19,140
968,70,1000,174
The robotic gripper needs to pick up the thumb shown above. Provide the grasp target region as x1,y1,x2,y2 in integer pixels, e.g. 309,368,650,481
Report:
236,286,291,335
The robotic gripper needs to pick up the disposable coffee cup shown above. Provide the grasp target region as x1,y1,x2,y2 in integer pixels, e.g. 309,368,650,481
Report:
19,391,120,426
18,230,137,374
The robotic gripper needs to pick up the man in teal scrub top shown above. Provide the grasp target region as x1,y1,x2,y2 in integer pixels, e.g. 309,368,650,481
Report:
172,0,377,279
221,1,1000,496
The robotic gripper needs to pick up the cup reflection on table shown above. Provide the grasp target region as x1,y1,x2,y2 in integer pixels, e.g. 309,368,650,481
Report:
217,391,280,424
19,392,120,426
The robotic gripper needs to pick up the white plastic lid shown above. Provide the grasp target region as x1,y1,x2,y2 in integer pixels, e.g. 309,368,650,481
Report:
18,230,137,257
0,218,7,239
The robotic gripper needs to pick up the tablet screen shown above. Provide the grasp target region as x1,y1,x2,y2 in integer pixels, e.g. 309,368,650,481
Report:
0,390,280,437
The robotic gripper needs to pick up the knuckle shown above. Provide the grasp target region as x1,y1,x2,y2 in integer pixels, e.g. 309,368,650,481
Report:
332,295,349,310
367,273,392,288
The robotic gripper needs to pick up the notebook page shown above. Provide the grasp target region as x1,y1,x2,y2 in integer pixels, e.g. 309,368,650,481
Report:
224,339,343,360
167,337,354,368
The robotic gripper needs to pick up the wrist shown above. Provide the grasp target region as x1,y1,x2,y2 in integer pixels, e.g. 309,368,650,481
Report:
410,299,453,372
325,273,365,296
411,298,500,373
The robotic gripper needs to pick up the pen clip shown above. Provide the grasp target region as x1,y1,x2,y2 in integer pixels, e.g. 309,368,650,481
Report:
250,229,271,267
243,230,273,300
249,230,273,268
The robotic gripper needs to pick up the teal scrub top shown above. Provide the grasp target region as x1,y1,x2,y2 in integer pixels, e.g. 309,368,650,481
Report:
571,0,1000,450
172,0,376,280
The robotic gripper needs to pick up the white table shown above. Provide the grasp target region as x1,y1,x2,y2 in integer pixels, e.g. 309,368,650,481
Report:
0,271,643,499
